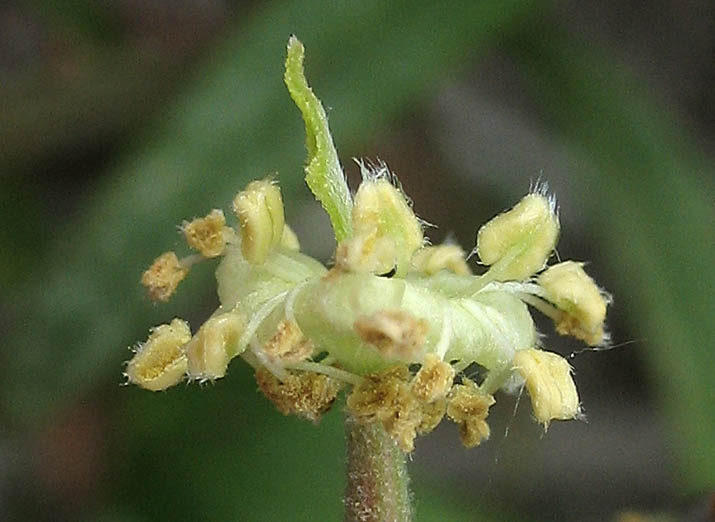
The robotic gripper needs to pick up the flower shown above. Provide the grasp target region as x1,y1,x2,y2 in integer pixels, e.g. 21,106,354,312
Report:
125,36,610,452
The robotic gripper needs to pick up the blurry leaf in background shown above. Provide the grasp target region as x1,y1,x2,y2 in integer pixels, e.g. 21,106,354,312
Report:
27,0,121,42
504,25,714,493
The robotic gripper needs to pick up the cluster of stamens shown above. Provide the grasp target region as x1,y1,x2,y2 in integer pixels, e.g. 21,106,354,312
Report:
124,36,611,453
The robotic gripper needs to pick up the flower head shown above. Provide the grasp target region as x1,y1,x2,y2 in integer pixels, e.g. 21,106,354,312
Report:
125,37,610,450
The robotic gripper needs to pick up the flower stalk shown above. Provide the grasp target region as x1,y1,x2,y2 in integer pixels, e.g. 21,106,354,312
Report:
344,417,412,522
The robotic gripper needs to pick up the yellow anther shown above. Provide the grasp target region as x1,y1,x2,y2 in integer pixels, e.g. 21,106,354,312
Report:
280,225,301,251
255,367,342,423
417,398,447,435
352,178,422,243
263,319,313,364
347,366,411,421
182,209,229,258
125,319,190,391
382,394,422,452
338,175,423,275
410,244,471,275
354,309,429,360
141,251,188,302
538,261,608,345
412,354,455,402
346,366,421,452
186,310,245,380
512,348,580,427
476,193,559,281
446,378,494,448
232,179,285,264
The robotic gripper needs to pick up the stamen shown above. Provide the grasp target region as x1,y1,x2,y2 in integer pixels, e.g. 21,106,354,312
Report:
178,253,207,270
284,280,308,324
182,209,229,258
434,310,452,360
250,339,290,381
516,293,563,322
141,251,189,302
236,291,289,354
239,350,261,369
288,361,364,386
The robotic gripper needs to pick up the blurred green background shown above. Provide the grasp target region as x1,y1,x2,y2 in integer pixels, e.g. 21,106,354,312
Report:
1,1,713,521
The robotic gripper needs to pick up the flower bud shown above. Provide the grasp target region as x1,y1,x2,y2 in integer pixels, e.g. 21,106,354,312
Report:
182,209,229,258
476,193,559,281
538,261,608,345
512,348,580,427
126,319,190,391
232,179,285,264
141,251,188,302
186,310,245,380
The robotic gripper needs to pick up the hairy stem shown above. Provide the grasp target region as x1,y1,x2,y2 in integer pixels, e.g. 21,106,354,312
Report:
344,416,412,522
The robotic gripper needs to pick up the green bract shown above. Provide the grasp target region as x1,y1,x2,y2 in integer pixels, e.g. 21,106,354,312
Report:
284,36,353,242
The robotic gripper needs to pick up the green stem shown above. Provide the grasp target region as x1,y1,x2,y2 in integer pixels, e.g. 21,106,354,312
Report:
344,416,412,522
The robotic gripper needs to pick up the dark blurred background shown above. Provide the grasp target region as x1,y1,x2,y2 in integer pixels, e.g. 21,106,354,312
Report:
1,1,713,521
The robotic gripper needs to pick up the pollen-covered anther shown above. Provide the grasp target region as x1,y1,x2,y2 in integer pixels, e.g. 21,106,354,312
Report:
417,398,447,436
182,209,229,258
125,319,190,391
410,244,471,276
477,192,559,281
347,366,410,421
255,367,342,422
538,261,609,345
412,354,455,402
512,348,581,427
186,310,245,380
232,179,285,264
383,393,422,453
141,251,189,302
263,319,313,364
446,378,495,448
346,366,422,452
354,309,429,360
